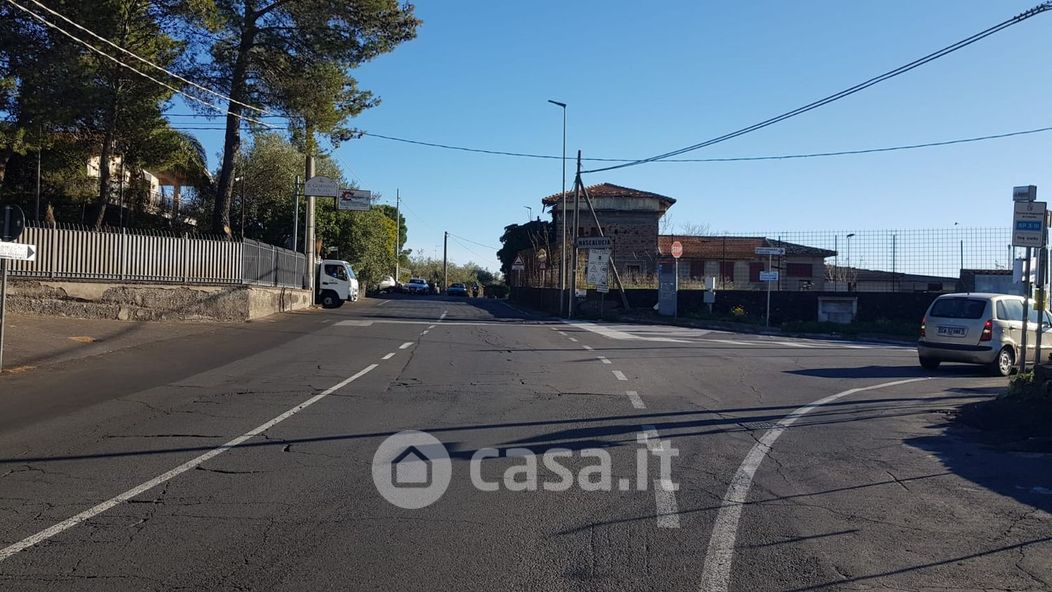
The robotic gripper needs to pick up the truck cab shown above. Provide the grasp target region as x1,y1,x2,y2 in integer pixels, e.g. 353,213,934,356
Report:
317,260,360,308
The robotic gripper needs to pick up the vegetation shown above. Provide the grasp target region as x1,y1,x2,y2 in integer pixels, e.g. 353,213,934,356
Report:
497,220,554,277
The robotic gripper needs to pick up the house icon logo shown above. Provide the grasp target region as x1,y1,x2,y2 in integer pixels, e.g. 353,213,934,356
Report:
372,430,451,509
391,445,433,488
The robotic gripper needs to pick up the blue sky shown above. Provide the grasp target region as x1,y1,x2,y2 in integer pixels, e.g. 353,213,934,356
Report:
174,1,1052,271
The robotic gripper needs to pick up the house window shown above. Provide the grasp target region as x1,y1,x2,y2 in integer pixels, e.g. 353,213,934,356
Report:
786,263,812,278
720,261,735,282
749,262,764,282
626,264,642,275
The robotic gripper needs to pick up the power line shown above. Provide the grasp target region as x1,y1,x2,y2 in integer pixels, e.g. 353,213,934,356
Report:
583,2,1052,174
362,125,1052,164
22,0,268,115
4,0,274,128
448,232,499,251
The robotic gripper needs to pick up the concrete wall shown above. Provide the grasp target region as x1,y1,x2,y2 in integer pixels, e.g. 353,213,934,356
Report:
6,280,313,322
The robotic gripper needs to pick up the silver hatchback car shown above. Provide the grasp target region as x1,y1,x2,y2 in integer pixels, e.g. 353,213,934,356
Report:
918,293,1052,376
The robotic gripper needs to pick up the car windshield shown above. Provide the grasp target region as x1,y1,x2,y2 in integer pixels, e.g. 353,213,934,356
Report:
930,298,986,319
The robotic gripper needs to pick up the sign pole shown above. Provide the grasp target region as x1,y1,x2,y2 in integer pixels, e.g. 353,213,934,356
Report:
766,252,772,328
1037,246,1046,366
1021,247,1032,373
0,258,7,372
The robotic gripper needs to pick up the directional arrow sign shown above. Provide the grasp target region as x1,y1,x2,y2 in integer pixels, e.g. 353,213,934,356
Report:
0,241,36,261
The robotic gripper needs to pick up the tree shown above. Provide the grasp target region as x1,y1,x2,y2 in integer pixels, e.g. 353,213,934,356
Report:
497,220,554,277
188,0,420,236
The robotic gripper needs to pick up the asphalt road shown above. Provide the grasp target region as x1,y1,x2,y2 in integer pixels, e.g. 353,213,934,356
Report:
0,296,1049,591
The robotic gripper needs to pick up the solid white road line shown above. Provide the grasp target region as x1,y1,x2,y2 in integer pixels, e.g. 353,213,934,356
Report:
698,377,932,592
567,321,690,343
708,339,757,346
382,353,396,360
399,342,414,350
654,478,681,529
765,340,815,348
626,390,645,409
0,363,381,563
612,370,628,381
598,356,612,365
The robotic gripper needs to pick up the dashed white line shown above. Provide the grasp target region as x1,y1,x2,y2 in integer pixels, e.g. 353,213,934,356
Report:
399,342,414,350
374,300,389,307
582,345,594,351
709,339,757,346
382,353,396,360
598,356,612,365
612,370,627,381
654,478,681,529
698,377,932,592
626,390,645,409
421,330,430,335
0,363,381,563
568,337,578,342
428,324,437,330
439,311,448,321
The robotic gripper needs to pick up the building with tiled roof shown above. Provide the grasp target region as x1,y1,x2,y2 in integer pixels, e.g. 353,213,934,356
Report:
657,235,837,290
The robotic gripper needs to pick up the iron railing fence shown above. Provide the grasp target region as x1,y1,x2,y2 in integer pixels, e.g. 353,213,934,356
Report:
6,223,305,289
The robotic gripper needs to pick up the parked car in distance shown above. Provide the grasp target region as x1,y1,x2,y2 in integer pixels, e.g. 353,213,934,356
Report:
376,275,397,293
918,292,1052,376
405,277,430,294
447,282,468,297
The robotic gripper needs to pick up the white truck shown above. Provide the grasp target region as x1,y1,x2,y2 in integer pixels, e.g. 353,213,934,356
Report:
316,259,360,308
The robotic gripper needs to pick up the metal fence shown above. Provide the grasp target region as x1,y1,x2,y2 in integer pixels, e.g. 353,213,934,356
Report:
6,223,305,289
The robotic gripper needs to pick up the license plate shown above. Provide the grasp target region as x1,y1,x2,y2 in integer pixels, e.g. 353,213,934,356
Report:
937,326,967,337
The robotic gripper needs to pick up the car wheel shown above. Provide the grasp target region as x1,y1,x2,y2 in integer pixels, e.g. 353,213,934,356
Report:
320,290,340,309
351,290,359,302
919,357,941,370
991,346,1015,377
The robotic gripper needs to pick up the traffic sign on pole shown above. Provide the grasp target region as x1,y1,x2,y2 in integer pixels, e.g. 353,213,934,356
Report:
0,241,35,261
1,204,25,242
337,188,371,211
755,246,786,256
1012,201,1047,248
670,240,683,259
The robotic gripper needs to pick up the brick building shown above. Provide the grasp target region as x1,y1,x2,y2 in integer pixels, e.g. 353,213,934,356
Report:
542,183,674,279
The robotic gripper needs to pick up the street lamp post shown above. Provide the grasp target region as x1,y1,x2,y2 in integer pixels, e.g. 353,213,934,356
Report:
846,233,855,291
524,205,532,221
548,100,567,316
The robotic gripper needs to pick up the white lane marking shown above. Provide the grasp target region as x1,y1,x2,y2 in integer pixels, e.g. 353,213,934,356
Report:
626,390,645,409
598,356,612,365
428,324,437,330
582,345,594,351
765,340,815,348
399,342,414,349
612,370,628,381
335,320,500,327
638,426,679,528
568,337,578,342
440,311,448,321
655,479,681,529
382,353,396,360
566,321,691,343
698,377,932,592
0,363,381,563
374,300,389,307
708,339,757,346
421,330,430,335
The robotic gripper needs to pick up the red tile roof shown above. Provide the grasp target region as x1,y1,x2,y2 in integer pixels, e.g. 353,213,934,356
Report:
657,235,836,259
542,183,676,207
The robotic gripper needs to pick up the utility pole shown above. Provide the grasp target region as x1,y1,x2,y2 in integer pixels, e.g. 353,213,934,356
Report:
395,189,400,282
35,124,42,222
548,99,567,317
568,151,581,318
292,176,300,253
305,157,316,294
443,231,448,292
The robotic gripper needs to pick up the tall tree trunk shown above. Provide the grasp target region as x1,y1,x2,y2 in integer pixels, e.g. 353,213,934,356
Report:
0,145,15,185
213,8,258,237
94,127,115,229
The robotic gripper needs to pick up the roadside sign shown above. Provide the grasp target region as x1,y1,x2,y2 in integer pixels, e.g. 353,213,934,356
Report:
337,188,371,211
0,241,35,261
1,205,25,242
1012,200,1047,247
586,249,609,285
576,236,612,249
755,246,786,256
304,175,340,197
759,270,779,282
512,255,525,271
1013,185,1038,202
670,240,683,259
